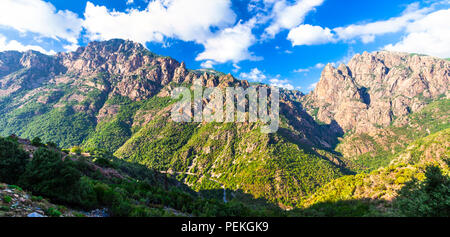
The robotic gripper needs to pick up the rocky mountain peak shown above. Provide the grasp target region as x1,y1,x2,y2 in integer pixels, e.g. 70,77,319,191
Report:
305,51,449,133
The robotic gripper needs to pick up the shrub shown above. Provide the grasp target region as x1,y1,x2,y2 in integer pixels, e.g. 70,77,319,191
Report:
46,142,58,149
31,196,43,202
93,182,115,205
31,137,43,147
71,146,82,155
19,147,83,205
46,207,61,217
3,195,12,203
8,185,22,191
0,137,29,184
395,165,450,217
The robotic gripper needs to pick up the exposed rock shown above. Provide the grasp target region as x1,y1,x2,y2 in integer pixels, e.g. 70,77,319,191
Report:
27,212,44,217
304,51,450,133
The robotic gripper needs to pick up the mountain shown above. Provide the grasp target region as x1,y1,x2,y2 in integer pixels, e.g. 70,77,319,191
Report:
0,39,448,212
303,51,449,171
303,51,449,134
0,134,283,217
296,128,449,217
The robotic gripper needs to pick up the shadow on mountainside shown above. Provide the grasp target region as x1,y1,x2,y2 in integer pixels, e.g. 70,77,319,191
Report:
290,164,450,217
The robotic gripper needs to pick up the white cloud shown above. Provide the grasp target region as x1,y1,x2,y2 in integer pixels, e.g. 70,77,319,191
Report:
200,60,215,69
307,82,318,90
384,9,450,58
83,0,236,44
285,3,442,47
264,0,324,38
314,62,325,69
83,0,259,65
63,43,80,52
334,3,431,43
239,68,267,82
287,24,335,46
0,0,82,44
269,78,294,90
294,68,309,73
195,19,261,64
232,63,241,73
0,34,56,55
126,0,135,5
293,62,324,73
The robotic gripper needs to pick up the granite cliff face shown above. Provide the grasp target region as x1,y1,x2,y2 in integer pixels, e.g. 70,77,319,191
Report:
304,51,449,134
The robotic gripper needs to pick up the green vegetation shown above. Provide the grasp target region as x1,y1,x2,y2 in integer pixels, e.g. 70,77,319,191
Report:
0,43,448,217
294,162,449,217
2,196,12,203
0,137,29,184
116,115,343,208
338,98,450,171
20,106,96,148
395,165,450,216
83,95,175,152
0,136,283,216
45,207,62,217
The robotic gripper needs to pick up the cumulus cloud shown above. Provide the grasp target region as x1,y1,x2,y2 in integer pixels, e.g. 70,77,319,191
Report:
269,78,294,90
287,24,335,46
200,60,215,69
0,0,82,44
83,0,260,65
0,34,56,55
264,0,324,38
239,68,267,82
83,0,236,44
334,3,431,43
384,9,450,58
195,19,261,65
285,2,448,55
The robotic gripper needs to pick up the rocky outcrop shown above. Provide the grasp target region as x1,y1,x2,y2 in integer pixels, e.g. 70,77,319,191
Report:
304,51,450,133
0,183,77,217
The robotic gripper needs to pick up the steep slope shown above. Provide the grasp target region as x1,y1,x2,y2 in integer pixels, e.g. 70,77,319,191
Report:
297,129,449,216
302,51,449,171
390,128,449,167
303,51,449,134
115,113,343,208
0,40,448,210
0,39,345,209
0,135,283,217
337,98,449,170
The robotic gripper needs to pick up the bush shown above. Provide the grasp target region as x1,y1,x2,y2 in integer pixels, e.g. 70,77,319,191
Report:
46,207,62,217
3,195,12,203
93,182,115,205
395,165,450,217
19,147,83,205
71,146,82,155
31,196,43,202
0,137,29,184
31,137,43,147
8,185,22,191
46,142,58,149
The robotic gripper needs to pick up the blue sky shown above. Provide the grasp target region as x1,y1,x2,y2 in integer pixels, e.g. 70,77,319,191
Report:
0,0,449,92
